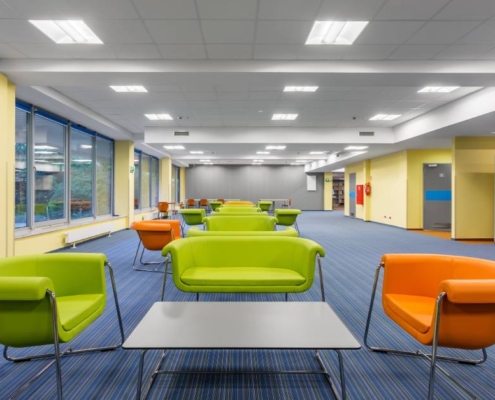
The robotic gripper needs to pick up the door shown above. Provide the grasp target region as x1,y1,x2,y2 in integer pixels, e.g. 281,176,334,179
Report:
349,173,356,217
423,163,452,231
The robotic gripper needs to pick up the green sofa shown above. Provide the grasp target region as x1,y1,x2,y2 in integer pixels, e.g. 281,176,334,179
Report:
161,236,325,300
216,207,262,213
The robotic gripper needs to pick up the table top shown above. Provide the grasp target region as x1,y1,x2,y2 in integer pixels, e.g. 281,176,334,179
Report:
123,302,360,350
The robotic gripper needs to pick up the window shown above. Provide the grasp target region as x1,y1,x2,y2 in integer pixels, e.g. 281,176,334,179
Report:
172,165,180,203
15,106,29,228
141,153,151,209
96,136,113,215
151,157,159,208
134,151,141,210
70,128,93,219
34,112,67,224
14,100,114,229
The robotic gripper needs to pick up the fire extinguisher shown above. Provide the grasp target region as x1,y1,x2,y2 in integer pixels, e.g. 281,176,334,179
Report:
365,182,371,196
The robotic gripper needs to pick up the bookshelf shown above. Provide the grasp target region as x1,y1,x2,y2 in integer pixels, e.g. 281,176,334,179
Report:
333,180,344,208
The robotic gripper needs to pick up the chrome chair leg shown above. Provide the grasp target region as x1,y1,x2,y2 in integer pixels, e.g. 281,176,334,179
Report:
317,254,325,302
132,240,166,273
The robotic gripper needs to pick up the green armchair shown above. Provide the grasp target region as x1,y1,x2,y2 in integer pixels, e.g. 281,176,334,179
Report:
0,253,125,399
274,209,302,234
178,208,206,235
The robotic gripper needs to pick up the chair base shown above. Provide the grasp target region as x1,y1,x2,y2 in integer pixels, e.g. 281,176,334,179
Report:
132,241,167,273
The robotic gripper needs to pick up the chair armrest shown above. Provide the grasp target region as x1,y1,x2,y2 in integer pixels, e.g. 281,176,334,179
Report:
0,277,53,301
439,280,495,303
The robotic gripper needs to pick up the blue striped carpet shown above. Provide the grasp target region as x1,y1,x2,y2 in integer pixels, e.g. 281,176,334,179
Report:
2,211,495,399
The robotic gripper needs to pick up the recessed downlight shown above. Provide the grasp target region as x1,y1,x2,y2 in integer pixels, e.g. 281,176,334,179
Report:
284,86,318,92
163,145,185,150
306,21,369,45
345,146,369,150
145,114,173,120
29,20,103,44
418,86,459,93
369,114,401,121
110,86,147,93
272,114,298,120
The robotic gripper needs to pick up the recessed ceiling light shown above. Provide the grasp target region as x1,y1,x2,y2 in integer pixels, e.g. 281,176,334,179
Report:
203,163,213,165
199,159,211,162
29,20,103,44
257,151,270,154
266,145,286,150
34,145,57,150
333,168,345,172
190,151,204,154
290,163,301,166
306,21,369,45
80,144,93,149
252,163,262,165
284,86,318,92
418,86,459,93
272,114,298,120
345,146,369,150
253,159,264,162
163,145,185,150
35,151,57,154
309,151,325,154
369,114,401,121
295,160,308,163
145,114,173,120
110,86,147,93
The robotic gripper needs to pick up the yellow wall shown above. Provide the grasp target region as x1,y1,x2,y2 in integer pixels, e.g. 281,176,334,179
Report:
180,167,186,203
0,75,15,258
114,141,134,227
323,172,333,210
406,149,452,229
345,161,366,219
369,151,408,228
159,157,172,202
452,137,495,239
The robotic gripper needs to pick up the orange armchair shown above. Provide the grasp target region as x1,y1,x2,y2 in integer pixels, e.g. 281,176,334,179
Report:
130,220,180,272
157,201,169,219
364,254,495,400
186,198,196,208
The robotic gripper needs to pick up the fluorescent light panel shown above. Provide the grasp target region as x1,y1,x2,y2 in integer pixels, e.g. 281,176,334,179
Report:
345,146,369,150
266,145,286,150
284,86,318,92
163,145,185,150
295,160,308,163
190,151,204,154
29,20,103,44
253,160,264,162
418,86,459,93
306,21,368,45
272,114,298,120
310,151,325,154
199,159,211,162
257,151,270,154
110,86,147,93
34,145,57,150
145,114,173,120
369,114,401,121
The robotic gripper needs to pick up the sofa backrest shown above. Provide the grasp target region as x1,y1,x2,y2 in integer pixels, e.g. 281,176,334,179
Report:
187,227,298,237
204,215,277,231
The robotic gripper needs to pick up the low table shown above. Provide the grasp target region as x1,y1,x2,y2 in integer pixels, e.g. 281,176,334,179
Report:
123,302,360,400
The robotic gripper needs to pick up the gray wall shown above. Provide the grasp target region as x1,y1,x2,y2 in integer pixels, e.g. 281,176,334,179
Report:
185,165,324,210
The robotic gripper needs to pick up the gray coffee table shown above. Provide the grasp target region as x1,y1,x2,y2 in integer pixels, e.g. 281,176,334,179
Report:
123,302,360,400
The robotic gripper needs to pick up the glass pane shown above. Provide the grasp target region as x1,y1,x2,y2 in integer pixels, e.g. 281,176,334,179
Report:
15,109,29,228
141,154,150,208
134,152,140,209
70,129,93,219
96,136,113,216
151,158,159,207
34,115,66,223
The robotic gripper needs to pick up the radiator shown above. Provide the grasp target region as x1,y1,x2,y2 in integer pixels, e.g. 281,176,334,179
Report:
65,222,114,248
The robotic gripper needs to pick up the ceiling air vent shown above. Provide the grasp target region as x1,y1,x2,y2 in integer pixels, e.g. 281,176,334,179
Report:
359,131,374,137
174,131,189,136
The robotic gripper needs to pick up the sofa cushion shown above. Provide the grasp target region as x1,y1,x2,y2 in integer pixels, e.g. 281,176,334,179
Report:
181,267,306,286
384,294,435,334
57,294,105,331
